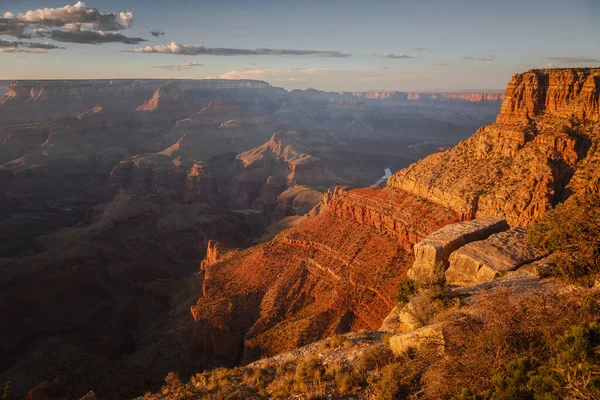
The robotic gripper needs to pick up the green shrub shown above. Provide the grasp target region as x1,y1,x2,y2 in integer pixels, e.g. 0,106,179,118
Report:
470,322,600,400
396,277,417,304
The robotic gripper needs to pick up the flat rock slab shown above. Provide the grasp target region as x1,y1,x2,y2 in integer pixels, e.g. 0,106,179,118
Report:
445,227,546,286
389,324,445,356
408,216,509,282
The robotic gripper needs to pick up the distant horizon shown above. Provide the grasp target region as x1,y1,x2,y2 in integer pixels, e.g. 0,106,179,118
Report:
0,76,507,93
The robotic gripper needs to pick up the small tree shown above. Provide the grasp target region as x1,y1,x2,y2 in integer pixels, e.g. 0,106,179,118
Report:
396,277,417,305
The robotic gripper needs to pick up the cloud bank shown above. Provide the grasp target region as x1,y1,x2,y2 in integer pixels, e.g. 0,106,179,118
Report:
149,62,204,71
4,2,132,31
462,56,497,62
0,38,64,53
127,42,351,57
150,30,165,37
0,2,142,46
377,53,413,59
49,29,145,44
543,56,600,64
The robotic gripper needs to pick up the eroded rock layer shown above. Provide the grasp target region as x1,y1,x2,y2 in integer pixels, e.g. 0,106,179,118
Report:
191,188,459,364
389,68,600,226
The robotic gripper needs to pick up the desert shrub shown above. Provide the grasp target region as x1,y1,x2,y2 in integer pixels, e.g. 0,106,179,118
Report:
334,370,362,394
358,344,395,374
320,334,353,351
489,357,535,400
291,356,327,399
268,374,296,399
373,362,408,400
212,384,264,400
419,287,600,399
165,372,183,390
396,277,417,304
275,360,295,376
404,284,454,327
370,349,433,400
527,193,600,279
242,366,270,388
322,361,363,394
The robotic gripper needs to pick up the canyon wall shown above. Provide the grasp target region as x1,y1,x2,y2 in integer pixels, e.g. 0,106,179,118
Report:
339,91,504,103
388,68,600,226
497,68,600,123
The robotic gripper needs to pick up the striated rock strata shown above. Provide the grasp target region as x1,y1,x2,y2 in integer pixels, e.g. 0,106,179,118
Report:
190,187,458,364
389,68,600,226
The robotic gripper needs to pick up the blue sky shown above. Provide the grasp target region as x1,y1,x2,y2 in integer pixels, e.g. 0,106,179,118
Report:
1,0,599,91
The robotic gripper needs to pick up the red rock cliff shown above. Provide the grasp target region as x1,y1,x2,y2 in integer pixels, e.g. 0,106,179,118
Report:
388,68,600,226
497,68,600,123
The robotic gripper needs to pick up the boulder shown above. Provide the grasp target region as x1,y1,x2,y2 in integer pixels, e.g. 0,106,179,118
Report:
379,302,425,333
445,227,547,286
408,216,509,283
388,324,445,356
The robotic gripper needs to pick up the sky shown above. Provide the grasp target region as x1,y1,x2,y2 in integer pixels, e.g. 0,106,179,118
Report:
0,0,599,91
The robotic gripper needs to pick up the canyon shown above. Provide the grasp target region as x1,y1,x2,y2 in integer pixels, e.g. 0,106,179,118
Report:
0,77,502,399
180,67,599,390
3,68,599,399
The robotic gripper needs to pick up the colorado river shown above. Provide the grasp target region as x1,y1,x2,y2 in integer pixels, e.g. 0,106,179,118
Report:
375,167,392,186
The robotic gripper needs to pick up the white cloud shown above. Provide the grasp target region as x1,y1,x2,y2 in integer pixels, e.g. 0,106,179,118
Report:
0,2,138,45
214,67,373,82
462,55,497,62
0,47,48,53
377,53,413,59
149,62,204,71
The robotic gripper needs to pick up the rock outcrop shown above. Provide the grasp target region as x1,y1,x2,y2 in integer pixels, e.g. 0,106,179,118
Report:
388,324,446,356
238,130,345,188
497,68,600,123
408,216,509,282
389,68,600,226
190,187,459,364
134,83,197,121
321,187,460,249
445,227,547,285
